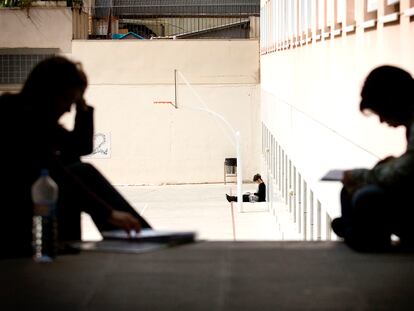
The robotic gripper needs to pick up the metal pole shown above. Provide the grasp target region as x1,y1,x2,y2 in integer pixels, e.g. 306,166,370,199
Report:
176,70,243,212
236,131,243,212
229,188,236,241
174,69,178,108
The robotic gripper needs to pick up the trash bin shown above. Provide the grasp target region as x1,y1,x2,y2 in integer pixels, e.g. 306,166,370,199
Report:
224,158,237,184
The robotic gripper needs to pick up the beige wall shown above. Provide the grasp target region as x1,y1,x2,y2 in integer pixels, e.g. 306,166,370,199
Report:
69,40,259,85
260,1,414,219
0,7,73,52
73,10,89,40
62,40,260,185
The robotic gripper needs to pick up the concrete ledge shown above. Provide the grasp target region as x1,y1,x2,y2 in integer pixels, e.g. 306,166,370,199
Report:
1,241,413,310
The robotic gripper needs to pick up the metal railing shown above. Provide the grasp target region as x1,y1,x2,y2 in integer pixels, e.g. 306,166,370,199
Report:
0,0,82,7
89,1,260,39
262,122,335,241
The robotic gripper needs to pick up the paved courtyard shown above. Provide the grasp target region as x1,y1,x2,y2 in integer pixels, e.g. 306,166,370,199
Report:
81,183,281,241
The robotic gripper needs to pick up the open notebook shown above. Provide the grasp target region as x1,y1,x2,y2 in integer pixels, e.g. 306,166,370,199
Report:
320,169,345,181
73,229,197,254
101,228,197,244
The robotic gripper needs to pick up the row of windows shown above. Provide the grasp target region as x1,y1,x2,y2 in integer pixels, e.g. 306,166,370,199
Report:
0,54,52,84
260,0,414,54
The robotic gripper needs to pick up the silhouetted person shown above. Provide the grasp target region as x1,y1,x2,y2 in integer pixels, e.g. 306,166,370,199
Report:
331,65,414,251
226,173,266,202
0,56,150,258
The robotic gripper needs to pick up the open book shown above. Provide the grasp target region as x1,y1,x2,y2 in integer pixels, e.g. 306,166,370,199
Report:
101,228,197,245
320,169,344,181
72,229,197,254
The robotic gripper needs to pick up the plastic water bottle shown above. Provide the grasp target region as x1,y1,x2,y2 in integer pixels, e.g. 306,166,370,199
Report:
32,169,59,262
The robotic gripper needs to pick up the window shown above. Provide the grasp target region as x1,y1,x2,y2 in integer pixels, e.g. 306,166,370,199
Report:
294,0,300,45
321,0,331,38
300,0,312,41
386,0,399,5
321,0,332,39
345,0,356,32
326,0,334,31
366,0,378,13
409,0,414,22
0,53,53,85
333,0,345,36
269,0,274,51
277,0,282,48
272,0,277,50
317,0,325,35
313,0,322,40
288,0,295,45
383,0,400,25
283,0,289,47
363,0,377,30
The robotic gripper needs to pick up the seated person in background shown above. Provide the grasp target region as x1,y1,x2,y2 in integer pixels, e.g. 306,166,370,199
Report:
0,56,150,257
331,65,414,251
226,173,266,202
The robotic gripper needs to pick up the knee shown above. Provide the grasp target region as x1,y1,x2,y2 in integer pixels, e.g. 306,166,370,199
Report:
340,187,349,201
67,161,96,174
68,161,94,170
352,185,386,208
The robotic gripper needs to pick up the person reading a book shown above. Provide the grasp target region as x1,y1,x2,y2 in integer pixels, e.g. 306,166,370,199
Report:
226,174,266,202
0,56,150,257
331,65,414,251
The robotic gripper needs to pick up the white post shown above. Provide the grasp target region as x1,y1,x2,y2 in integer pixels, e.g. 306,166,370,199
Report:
236,131,243,212
175,70,243,212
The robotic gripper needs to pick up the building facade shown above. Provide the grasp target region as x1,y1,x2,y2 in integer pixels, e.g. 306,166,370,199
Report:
260,0,414,240
0,3,261,185
91,0,260,39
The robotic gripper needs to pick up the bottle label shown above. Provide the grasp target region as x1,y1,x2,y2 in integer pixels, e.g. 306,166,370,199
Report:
33,204,51,217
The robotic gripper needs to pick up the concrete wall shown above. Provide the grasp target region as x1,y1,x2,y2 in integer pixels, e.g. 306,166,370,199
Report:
62,40,260,185
0,6,261,185
260,1,414,219
73,10,89,40
0,7,73,52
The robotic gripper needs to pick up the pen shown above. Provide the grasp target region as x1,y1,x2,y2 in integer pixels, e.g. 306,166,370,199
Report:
129,229,137,238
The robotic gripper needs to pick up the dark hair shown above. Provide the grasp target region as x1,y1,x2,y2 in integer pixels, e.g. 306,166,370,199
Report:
253,174,261,182
360,65,414,121
21,56,87,104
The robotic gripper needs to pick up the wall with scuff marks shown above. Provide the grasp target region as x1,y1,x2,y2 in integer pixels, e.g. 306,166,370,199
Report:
60,40,260,185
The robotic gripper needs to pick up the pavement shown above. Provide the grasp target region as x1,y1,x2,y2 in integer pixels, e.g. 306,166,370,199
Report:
81,183,282,241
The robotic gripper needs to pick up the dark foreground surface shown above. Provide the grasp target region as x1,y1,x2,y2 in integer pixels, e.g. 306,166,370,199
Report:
1,241,414,311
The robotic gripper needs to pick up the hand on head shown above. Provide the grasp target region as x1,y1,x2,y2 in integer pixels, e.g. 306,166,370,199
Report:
20,56,89,123
75,96,89,112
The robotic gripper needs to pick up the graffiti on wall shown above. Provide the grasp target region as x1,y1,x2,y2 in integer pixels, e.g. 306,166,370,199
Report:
84,132,111,159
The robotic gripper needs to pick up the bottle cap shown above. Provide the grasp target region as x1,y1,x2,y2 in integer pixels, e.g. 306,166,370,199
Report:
40,169,49,176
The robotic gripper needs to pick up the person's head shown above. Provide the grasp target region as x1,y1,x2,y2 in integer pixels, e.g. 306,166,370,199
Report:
21,56,88,122
360,65,414,127
253,174,262,183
